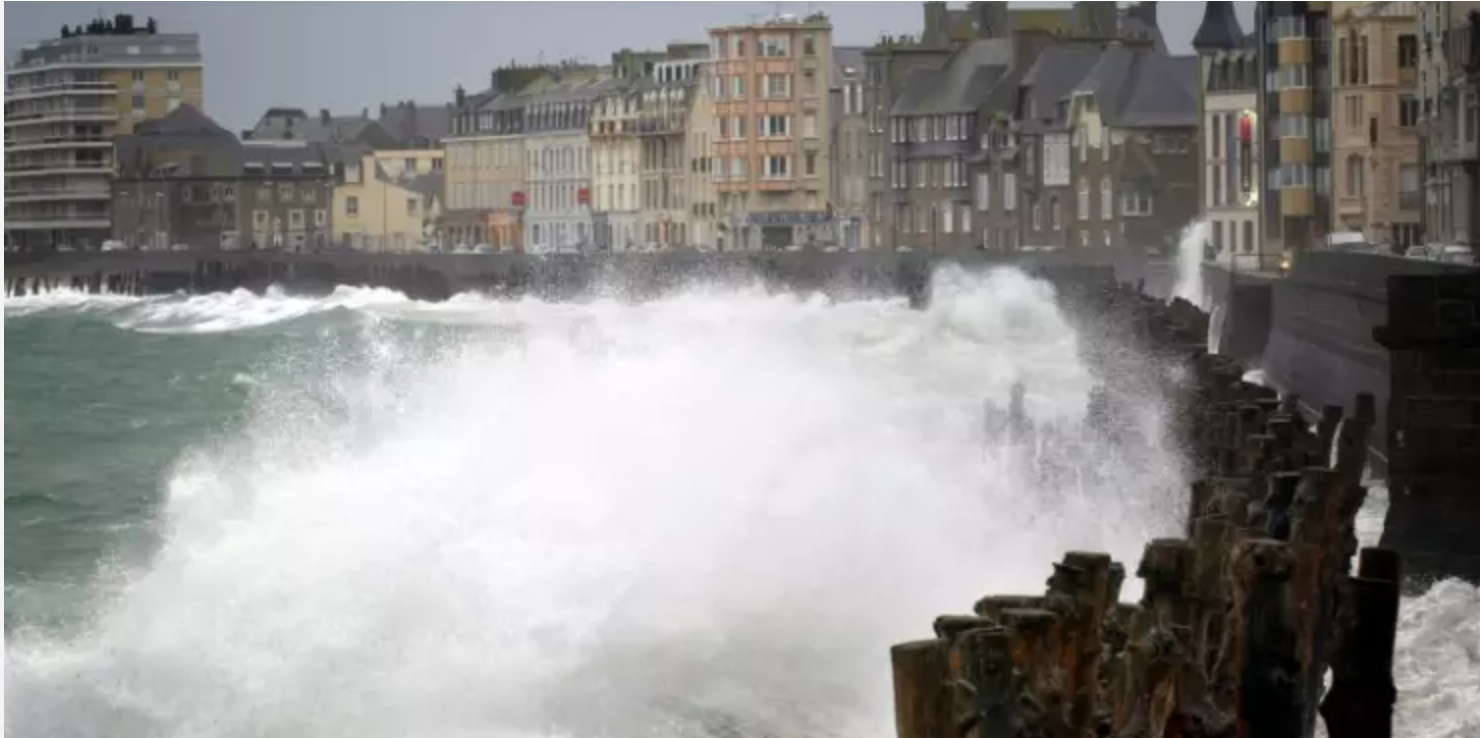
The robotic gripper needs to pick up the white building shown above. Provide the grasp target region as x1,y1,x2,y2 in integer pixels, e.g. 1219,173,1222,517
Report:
590,85,641,250
1194,3,1269,270
522,74,612,253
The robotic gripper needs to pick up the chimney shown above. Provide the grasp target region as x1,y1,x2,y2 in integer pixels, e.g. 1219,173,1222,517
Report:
454,85,466,108
491,69,500,94
1127,2,1158,29
922,1,949,46
379,102,387,117
319,108,331,124
970,1,1009,39
360,107,369,120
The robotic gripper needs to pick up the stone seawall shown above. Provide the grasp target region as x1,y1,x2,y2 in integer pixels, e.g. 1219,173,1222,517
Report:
5,249,1178,305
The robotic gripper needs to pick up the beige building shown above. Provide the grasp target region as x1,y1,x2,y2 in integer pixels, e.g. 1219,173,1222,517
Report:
1331,2,1424,250
1418,2,1478,248
686,70,719,248
639,56,707,249
1195,3,1267,269
591,84,642,250
5,16,204,251
333,150,444,252
708,12,835,250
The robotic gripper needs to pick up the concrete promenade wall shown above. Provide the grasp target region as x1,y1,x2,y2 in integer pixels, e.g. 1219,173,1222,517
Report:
5,248,1177,304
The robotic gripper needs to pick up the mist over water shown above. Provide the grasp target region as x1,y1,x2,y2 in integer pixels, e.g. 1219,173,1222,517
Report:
6,269,1477,738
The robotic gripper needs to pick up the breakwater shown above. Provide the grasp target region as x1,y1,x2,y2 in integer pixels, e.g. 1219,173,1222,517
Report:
1202,253,1480,585
4,249,1177,304
893,281,1399,738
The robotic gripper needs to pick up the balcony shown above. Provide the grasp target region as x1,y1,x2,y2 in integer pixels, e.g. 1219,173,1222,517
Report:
4,134,112,151
4,107,119,126
3,216,112,231
4,184,112,202
5,160,112,176
4,80,116,102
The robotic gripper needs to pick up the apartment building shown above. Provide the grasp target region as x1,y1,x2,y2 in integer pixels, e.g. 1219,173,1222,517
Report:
332,149,443,252
1329,2,1424,250
111,105,334,252
1256,2,1336,256
1419,3,1479,247
638,55,707,249
523,71,613,253
709,12,835,251
5,16,203,251
590,82,641,250
441,65,552,251
830,47,869,250
686,67,718,249
1195,2,1268,269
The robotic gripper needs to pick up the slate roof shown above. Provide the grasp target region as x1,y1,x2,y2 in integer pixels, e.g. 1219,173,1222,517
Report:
133,104,232,138
1018,45,1107,132
892,38,1014,115
376,102,453,147
1077,47,1197,127
1192,1,1245,52
245,110,395,148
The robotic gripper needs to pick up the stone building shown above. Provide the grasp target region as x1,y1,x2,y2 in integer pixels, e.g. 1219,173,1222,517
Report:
1418,3,1478,248
638,54,708,249
111,105,335,251
1331,2,1423,251
830,46,870,249
1194,2,1266,269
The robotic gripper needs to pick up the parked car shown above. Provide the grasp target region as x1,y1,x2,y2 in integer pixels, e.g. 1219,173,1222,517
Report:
1403,245,1432,260
1435,244,1477,266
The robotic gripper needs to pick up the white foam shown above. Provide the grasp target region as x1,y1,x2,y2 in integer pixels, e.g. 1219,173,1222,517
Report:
5,266,1185,738
1171,218,1210,310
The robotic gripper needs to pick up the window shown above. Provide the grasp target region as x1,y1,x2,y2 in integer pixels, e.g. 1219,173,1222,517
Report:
289,210,305,228
1399,95,1419,128
1346,154,1365,196
764,155,790,179
132,94,145,110
1100,178,1112,218
804,152,816,177
761,115,790,137
803,35,816,55
960,205,971,236
1077,179,1089,220
732,76,745,98
975,173,990,211
1397,34,1418,69
1002,174,1016,210
1049,197,1061,230
759,34,790,57
1121,185,1153,216
346,196,359,216
1277,63,1310,89
763,73,791,99
1030,197,1041,229
1344,95,1364,130
407,198,419,215
802,113,817,138
943,206,954,234
278,184,295,203
253,210,269,228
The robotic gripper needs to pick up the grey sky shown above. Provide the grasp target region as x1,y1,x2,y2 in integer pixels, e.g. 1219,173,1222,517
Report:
5,2,1255,131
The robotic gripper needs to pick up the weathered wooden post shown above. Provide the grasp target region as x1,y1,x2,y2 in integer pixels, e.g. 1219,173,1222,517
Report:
1320,548,1401,738
891,638,951,738
1229,538,1308,738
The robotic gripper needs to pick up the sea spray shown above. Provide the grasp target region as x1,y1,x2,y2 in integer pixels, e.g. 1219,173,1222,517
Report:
1171,218,1211,310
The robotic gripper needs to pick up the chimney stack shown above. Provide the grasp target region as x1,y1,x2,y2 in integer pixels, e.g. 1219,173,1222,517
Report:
319,108,331,124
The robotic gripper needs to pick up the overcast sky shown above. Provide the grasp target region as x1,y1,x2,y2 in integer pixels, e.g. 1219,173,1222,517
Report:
5,2,1255,131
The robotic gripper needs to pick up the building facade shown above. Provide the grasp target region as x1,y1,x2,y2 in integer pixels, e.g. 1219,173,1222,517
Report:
1331,2,1423,250
591,82,641,250
1418,3,1479,247
523,72,610,253
441,65,552,251
639,55,706,249
111,105,334,252
332,150,443,252
5,16,203,251
1256,1,1335,256
1195,2,1268,269
709,12,835,251
830,47,869,250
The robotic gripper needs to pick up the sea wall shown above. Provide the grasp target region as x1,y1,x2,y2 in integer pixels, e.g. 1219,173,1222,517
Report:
4,249,1178,304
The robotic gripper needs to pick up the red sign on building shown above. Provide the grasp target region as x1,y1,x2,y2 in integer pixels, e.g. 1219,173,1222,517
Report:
577,187,590,206
511,191,527,208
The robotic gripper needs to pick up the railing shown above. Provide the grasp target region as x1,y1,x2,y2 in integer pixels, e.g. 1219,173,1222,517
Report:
4,185,112,200
4,80,116,98
4,134,112,148
5,161,112,173
4,108,118,124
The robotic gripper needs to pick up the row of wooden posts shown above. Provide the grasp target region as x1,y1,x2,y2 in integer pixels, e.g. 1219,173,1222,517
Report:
891,286,1402,738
